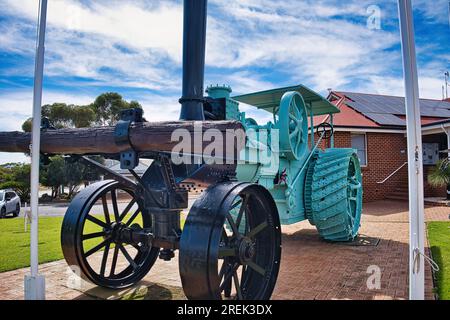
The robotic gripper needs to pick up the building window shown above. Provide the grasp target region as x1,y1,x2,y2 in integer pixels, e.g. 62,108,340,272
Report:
351,133,367,166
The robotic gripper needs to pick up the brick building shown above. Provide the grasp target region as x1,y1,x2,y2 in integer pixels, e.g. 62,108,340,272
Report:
319,91,450,202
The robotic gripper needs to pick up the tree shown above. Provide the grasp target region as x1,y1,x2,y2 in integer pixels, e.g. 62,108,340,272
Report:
91,92,142,126
17,92,141,199
22,103,97,132
72,105,96,128
41,156,66,199
21,93,141,131
0,163,31,202
40,156,104,200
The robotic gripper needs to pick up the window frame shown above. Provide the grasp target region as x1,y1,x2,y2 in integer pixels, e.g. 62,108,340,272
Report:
351,133,368,167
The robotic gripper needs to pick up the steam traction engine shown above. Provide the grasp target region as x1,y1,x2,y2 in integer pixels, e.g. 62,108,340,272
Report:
0,0,363,300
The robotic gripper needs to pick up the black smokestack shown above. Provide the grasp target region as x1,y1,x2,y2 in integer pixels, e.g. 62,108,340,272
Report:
179,0,207,121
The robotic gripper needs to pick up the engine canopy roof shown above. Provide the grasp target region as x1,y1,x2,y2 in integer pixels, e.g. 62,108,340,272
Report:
233,85,340,116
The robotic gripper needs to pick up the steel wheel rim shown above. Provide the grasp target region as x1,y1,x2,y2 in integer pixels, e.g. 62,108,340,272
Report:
62,180,159,289
180,182,281,300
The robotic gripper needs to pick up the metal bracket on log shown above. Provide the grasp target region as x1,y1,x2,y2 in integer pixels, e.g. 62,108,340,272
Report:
114,108,144,170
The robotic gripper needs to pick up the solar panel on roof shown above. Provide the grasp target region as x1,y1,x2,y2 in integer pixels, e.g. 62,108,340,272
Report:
341,92,450,121
363,113,406,126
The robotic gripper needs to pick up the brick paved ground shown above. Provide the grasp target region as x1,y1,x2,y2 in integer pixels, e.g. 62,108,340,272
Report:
0,200,448,300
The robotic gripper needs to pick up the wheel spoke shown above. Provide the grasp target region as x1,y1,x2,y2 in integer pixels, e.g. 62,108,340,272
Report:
119,198,136,222
100,242,110,276
82,231,105,241
84,239,109,258
226,213,241,239
290,127,299,138
110,246,119,277
220,263,238,292
119,244,138,270
235,195,249,229
219,247,236,258
86,215,109,229
111,190,120,222
247,260,266,276
230,198,242,211
219,261,229,281
101,195,111,225
247,221,268,238
124,208,141,227
233,271,243,300
222,228,229,243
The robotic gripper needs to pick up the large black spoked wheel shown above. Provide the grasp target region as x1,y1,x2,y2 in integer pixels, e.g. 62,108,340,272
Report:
179,182,281,300
61,180,159,289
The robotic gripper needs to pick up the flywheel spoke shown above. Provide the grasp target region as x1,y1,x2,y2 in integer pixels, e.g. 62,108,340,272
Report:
101,195,111,225
235,195,249,229
220,263,239,292
218,247,236,258
82,231,105,241
119,244,138,270
110,245,119,277
119,198,137,222
247,221,268,238
125,208,141,227
233,271,243,300
226,213,241,239
111,190,121,222
85,239,109,258
99,242,110,276
290,127,299,139
247,260,266,276
86,215,109,229
230,198,242,211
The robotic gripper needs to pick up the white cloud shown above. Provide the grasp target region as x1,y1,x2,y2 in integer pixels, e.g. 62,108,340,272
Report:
1,0,184,61
0,0,448,163
0,0,447,99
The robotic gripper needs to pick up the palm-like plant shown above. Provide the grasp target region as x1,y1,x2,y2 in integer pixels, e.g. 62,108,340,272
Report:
428,158,450,188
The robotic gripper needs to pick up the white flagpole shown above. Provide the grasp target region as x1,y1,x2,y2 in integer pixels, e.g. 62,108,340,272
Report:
397,0,425,300
24,0,48,300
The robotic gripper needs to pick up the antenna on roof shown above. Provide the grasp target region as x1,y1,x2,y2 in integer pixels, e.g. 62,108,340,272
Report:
445,71,449,99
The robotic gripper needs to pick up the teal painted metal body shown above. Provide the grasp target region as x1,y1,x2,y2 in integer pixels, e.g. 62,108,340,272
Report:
206,85,363,242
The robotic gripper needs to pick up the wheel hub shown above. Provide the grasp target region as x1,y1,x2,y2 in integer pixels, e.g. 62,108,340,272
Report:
237,237,255,263
106,222,126,243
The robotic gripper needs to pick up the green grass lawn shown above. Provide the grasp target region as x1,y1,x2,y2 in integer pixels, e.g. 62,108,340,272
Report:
0,214,186,273
427,221,450,300
0,216,65,273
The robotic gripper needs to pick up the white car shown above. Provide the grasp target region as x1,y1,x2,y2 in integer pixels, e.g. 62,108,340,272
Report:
0,190,21,218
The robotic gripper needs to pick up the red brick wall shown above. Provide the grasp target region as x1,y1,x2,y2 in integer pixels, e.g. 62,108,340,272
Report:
327,131,446,202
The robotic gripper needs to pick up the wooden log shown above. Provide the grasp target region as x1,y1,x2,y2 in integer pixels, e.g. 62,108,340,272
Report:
0,121,245,159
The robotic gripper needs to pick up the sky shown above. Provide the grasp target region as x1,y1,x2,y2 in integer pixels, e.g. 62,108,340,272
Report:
0,0,449,164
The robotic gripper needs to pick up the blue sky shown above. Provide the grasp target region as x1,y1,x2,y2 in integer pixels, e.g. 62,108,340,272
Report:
0,0,449,164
